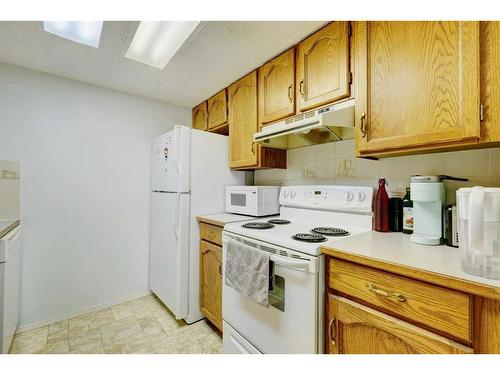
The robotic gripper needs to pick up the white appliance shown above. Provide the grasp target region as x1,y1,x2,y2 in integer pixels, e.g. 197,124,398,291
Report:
150,125,245,324
253,98,355,150
0,223,22,354
457,187,500,279
222,185,373,353
410,176,445,245
225,186,281,217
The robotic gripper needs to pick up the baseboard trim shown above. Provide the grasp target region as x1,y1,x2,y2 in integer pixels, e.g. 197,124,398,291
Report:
16,290,152,334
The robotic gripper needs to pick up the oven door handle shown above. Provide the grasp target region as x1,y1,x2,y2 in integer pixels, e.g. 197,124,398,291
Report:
270,255,310,271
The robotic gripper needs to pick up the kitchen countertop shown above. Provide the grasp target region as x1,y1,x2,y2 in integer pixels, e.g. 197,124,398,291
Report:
196,213,251,227
321,231,500,301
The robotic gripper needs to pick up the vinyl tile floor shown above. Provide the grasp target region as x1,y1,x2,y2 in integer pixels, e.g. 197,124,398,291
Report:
9,294,222,354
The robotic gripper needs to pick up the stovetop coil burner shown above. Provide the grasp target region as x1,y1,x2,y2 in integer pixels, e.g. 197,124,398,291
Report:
242,222,275,230
292,233,327,243
268,219,291,225
311,227,350,236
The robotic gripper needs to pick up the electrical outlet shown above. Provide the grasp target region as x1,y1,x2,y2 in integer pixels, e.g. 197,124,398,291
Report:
302,170,315,179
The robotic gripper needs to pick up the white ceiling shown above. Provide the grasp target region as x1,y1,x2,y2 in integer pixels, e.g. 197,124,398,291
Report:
0,21,327,108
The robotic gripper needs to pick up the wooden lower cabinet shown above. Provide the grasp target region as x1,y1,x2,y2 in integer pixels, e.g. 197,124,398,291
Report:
327,295,473,354
200,240,222,331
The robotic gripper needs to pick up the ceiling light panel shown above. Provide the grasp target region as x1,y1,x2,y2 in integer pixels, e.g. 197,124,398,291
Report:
43,21,103,48
126,21,199,69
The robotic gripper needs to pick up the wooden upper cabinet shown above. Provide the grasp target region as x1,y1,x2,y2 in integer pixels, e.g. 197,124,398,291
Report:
327,295,473,354
192,101,208,131
296,22,350,112
208,89,228,130
355,21,481,156
480,21,500,143
228,71,260,168
259,48,296,125
200,240,222,331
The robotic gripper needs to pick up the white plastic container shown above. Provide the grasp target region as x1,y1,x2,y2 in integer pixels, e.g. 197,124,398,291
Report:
456,187,500,279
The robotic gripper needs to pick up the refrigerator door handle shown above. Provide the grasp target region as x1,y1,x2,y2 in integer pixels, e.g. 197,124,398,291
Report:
172,193,181,240
174,126,181,174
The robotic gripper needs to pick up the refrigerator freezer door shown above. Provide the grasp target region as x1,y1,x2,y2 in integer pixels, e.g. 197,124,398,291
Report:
151,125,190,193
149,192,190,319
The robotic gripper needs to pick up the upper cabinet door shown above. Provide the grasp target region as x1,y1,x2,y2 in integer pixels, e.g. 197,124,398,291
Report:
228,71,259,169
192,102,208,131
259,48,296,125
356,22,480,156
208,89,228,130
480,21,500,143
296,22,350,112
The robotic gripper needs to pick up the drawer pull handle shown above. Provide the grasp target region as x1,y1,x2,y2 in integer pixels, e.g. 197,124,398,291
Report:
207,230,216,238
366,283,407,302
328,318,336,346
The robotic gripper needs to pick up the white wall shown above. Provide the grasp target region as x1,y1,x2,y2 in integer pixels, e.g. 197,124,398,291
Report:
0,62,191,329
255,139,500,204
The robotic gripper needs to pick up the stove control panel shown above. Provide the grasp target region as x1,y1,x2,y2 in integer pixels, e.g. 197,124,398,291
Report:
279,185,373,213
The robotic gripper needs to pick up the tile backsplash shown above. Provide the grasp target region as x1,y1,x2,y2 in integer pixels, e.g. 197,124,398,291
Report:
254,139,500,204
0,160,20,219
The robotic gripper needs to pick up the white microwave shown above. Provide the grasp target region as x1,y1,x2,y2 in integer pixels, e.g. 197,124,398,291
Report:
225,186,281,217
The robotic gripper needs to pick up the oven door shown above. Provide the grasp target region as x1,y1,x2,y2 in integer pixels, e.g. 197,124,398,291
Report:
222,232,323,354
225,189,257,216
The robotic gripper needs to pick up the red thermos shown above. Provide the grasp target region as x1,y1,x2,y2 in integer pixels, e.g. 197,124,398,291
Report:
374,178,390,232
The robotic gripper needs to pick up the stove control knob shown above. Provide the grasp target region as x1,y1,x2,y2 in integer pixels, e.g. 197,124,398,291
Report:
290,191,296,199
283,190,289,198
358,192,366,202
346,191,355,202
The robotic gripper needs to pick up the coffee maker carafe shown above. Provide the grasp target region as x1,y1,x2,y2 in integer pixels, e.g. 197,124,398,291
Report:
410,175,467,246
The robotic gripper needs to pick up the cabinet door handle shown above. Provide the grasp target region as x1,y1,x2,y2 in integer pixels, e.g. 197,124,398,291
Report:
366,283,407,302
251,142,256,155
219,263,222,275
288,83,293,103
360,112,367,138
329,318,336,346
299,80,305,98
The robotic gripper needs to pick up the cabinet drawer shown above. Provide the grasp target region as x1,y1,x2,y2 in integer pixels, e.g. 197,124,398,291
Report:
329,258,472,342
199,222,222,246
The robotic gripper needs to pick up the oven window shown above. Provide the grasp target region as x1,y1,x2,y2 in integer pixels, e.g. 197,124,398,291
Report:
231,193,246,207
269,274,285,312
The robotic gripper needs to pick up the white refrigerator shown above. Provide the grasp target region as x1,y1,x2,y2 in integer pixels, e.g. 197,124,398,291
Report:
150,125,245,324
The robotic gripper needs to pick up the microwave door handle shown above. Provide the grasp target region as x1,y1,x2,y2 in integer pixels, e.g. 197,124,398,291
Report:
270,255,310,271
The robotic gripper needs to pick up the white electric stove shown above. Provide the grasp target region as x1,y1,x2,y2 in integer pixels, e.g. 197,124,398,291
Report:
222,185,374,354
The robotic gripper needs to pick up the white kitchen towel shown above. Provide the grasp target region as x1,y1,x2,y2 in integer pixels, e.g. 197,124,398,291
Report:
225,238,270,307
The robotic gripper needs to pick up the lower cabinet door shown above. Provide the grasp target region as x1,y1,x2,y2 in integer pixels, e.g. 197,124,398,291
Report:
200,240,222,330
327,295,473,354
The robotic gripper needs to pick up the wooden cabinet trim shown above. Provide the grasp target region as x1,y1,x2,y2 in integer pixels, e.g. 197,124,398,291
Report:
480,21,500,143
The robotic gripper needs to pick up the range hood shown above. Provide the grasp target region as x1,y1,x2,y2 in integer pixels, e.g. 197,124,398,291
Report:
254,98,355,149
